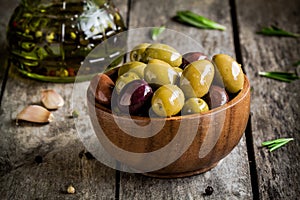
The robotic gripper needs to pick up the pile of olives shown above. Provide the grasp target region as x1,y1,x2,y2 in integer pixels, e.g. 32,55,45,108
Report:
88,43,244,117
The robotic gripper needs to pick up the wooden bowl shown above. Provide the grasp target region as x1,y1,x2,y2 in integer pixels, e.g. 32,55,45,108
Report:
87,71,250,178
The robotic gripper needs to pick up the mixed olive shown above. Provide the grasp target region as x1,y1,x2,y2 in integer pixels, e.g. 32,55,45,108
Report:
88,43,245,117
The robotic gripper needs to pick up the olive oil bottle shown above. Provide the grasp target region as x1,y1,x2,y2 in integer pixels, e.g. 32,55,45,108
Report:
7,0,126,82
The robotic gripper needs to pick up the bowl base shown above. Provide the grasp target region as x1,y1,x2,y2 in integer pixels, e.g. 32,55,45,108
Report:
143,161,219,179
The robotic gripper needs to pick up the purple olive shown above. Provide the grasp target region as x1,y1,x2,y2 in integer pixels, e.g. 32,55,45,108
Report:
117,79,153,115
180,52,208,69
203,85,229,109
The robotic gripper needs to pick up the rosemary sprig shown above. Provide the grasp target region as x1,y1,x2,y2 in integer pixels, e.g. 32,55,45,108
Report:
174,10,226,31
262,138,294,152
257,25,300,38
258,71,300,83
151,26,166,41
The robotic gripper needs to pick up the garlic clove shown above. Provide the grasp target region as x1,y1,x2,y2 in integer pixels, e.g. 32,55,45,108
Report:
41,89,64,109
16,105,54,123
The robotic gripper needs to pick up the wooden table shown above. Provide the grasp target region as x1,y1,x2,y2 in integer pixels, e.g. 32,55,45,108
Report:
0,0,299,199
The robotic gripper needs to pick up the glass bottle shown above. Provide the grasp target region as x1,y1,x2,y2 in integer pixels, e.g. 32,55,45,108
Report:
7,0,126,82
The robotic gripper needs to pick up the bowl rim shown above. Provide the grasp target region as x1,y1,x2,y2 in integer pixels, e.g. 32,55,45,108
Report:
88,74,250,121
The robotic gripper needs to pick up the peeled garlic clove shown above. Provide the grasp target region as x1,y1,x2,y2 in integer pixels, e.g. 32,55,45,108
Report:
16,105,54,123
41,89,64,109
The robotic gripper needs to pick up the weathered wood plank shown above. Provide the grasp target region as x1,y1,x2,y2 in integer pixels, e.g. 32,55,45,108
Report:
119,0,252,199
120,140,251,200
237,0,300,199
0,67,116,200
0,0,129,199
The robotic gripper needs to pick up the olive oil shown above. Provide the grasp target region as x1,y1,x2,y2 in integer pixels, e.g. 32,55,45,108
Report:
7,0,126,82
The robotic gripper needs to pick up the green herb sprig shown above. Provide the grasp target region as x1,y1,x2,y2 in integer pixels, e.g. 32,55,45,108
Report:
258,71,300,83
174,10,226,31
257,26,300,38
262,138,294,152
151,26,166,41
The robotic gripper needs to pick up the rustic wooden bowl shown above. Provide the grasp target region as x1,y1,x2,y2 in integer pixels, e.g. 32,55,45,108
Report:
87,70,250,178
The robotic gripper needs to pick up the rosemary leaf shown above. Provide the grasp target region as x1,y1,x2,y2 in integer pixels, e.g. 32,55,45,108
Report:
258,71,299,83
269,141,291,152
257,26,300,38
262,138,291,146
174,10,226,31
262,138,294,152
151,26,166,41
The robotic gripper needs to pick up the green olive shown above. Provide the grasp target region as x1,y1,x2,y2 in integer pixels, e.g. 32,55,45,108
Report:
212,54,244,93
118,61,146,78
180,60,215,98
144,59,179,86
151,84,185,117
142,43,182,67
181,98,209,115
148,58,169,65
115,71,140,94
173,67,183,76
130,43,151,61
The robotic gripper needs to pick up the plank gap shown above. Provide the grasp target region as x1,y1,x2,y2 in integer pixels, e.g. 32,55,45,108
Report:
229,0,244,67
115,170,121,200
245,115,260,200
125,0,132,29
229,0,260,199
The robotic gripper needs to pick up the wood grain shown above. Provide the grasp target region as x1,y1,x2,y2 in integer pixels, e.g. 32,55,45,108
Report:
237,0,300,199
1,0,298,198
119,0,252,199
0,0,129,199
0,67,117,199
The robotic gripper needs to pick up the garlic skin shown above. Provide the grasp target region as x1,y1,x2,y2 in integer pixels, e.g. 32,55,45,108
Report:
41,89,64,109
67,185,75,194
16,105,54,123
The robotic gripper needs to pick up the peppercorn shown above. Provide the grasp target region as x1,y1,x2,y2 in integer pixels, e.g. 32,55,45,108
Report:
70,32,77,40
204,186,214,195
67,68,76,77
12,21,18,28
34,155,43,164
35,31,43,38
25,29,30,34
56,69,69,77
46,32,55,43
49,70,56,76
